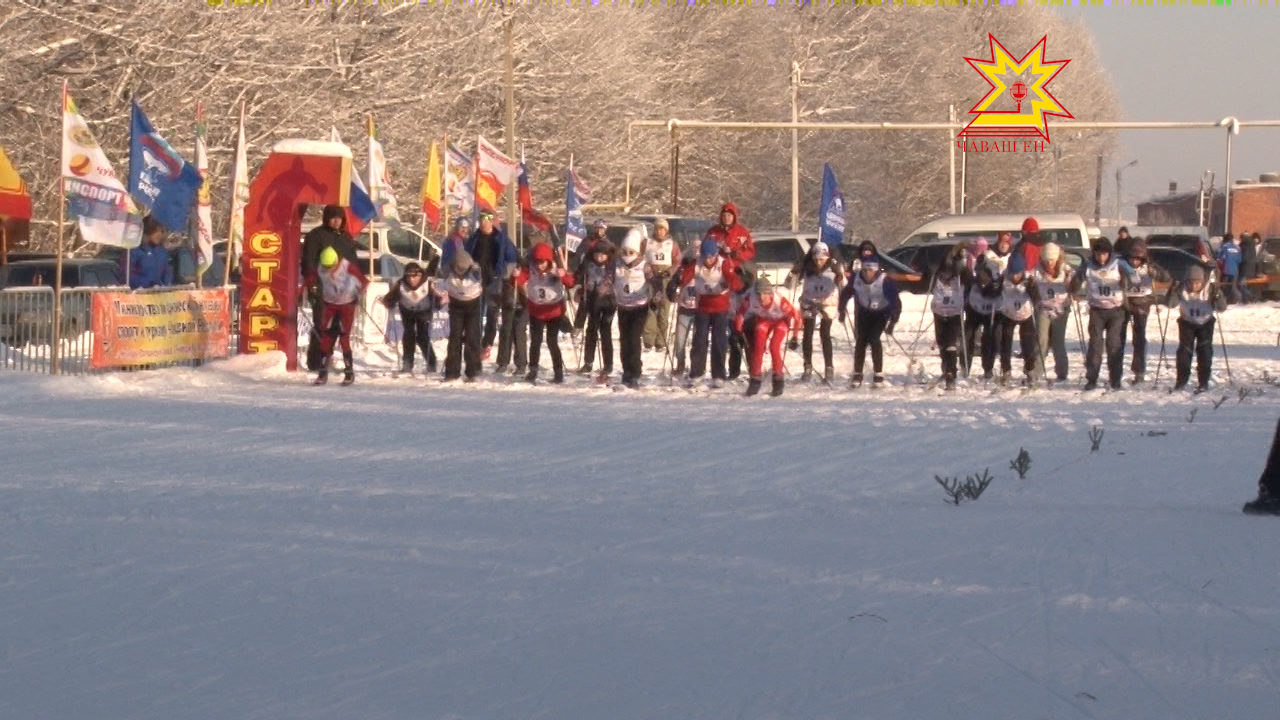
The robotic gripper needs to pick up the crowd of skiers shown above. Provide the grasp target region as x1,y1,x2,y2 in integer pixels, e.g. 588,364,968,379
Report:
299,203,1234,397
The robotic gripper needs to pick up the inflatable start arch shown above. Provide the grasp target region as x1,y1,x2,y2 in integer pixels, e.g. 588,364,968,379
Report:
239,140,353,370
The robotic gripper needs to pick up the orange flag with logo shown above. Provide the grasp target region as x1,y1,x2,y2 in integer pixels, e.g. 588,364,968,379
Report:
0,145,32,220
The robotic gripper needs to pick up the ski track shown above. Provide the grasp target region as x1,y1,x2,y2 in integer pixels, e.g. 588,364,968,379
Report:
0,300,1278,720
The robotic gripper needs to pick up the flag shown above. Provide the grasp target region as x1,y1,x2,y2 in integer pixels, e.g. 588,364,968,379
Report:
0,145,32,220
329,127,377,234
564,168,591,252
228,102,249,267
191,102,214,276
128,98,203,231
420,140,442,231
63,88,143,248
474,135,519,213
444,142,474,219
818,162,846,248
367,115,402,228
518,163,553,234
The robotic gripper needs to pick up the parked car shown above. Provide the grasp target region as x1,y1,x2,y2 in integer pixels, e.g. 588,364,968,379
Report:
0,258,126,348
1146,247,1219,300
1139,226,1211,259
894,212,1092,251
752,231,924,293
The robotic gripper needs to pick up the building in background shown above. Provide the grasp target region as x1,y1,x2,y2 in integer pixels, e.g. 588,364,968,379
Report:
1228,174,1280,239
1137,181,1225,235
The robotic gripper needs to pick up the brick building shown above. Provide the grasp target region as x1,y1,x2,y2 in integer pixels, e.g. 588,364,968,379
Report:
1137,183,1225,235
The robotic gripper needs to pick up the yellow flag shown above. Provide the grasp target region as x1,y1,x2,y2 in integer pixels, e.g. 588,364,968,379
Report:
420,140,442,231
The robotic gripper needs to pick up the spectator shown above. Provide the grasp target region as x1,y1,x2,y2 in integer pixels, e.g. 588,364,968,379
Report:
1240,232,1260,303
464,211,517,362
128,216,174,289
1217,233,1243,304
1114,226,1133,260
300,205,360,371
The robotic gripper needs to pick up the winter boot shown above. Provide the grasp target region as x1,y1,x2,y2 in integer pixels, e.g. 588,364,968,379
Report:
525,367,538,383
872,373,886,388
801,365,814,382
313,356,330,385
849,372,863,389
745,378,762,396
999,370,1012,387
1244,489,1280,516
495,364,509,374
576,364,593,375
514,364,527,376
1131,372,1145,386
770,376,785,397
1083,379,1099,391
824,366,835,385
674,359,686,377
426,357,438,373
341,351,355,386
944,373,956,391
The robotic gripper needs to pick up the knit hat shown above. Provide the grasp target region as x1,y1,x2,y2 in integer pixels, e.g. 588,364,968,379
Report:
812,241,830,258
654,217,669,230
454,217,471,232
1043,242,1061,263
319,247,339,268
622,227,645,257
700,237,719,260
531,242,555,264
1007,255,1026,277
1188,265,1206,282
720,202,738,221
593,218,608,230
1021,217,1040,235
858,240,877,257
860,258,880,272
592,240,615,258
405,261,424,274
756,276,774,294
1128,238,1149,259
452,248,473,274
1093,237,1113,255
322,205,345,224
997,231,1013,247
972,237,989,255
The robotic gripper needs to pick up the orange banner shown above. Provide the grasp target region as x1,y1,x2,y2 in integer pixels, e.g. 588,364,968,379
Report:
90,289,231,369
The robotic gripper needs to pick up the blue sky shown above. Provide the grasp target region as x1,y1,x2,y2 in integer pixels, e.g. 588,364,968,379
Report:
1058,4,1280,223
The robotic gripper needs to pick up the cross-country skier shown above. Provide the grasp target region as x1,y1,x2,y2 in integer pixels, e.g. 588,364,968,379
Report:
437,248,486,382
792,241,846,384
573,219,611,334
1123,238,1172,385
1167,264,1226,393
577,239,617,378
642,218,678,352
1070,237,1140,391
735,276,801,397
380,261,438,375
963,261,1002,380
681,236,746,388
988,232,1014,275
614,229,659,388
301,204,360,371
665,252,700,378
930,244,966,390
839,248,902,388
993,257,1042,387
517,241,575,384
302,246,368,386
1031,242,1072,385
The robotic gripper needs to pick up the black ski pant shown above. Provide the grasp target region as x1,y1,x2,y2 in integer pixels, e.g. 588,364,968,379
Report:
995,314,1039,378
482,299,505,350
1129,309,1150,376
728,315,755,379
933,313,963,379
400,308,437,370
445,297,483,380
528,315,565,378
963,311,996,377
306,294,341,371
617,306,648,382
690,310,730,380
583,305,615,372
803,315,834,369
1086,306,1125,387
1258,417,1280,499
496,304,527,369
853,307,889,375
1175,317,1215,390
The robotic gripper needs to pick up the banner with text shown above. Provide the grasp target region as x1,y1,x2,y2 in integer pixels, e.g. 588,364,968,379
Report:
90,288,232,369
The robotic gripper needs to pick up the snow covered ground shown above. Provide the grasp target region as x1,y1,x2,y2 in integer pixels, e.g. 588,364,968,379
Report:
2,298,1278,720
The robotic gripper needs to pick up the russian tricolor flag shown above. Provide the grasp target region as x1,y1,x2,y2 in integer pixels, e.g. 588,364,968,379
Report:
330,127,378,234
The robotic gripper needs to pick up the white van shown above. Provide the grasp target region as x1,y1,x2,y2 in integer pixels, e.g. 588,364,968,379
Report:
895,212,1092,251
301,220,443,279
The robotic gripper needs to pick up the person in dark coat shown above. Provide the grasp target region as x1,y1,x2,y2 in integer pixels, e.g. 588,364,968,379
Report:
380,261,439,375
128,216,174,289
1240,232,1260,303
1243,417,1280,516
464,211,518,362
300,205,361,371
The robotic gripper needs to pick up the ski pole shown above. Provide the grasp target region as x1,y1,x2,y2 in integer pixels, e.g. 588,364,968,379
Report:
1216,312,1234,387
1153,305,1170,387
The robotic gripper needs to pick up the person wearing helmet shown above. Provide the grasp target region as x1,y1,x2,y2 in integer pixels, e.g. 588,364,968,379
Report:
642,218,678,352
614,228,660,388
516,240,575,384
1031,242,1073,385
1122,238,1172,385
704,202,756,266
993,256,1042,387
679,236,747,388
838,244,902,388
302,245,368,385
1165,264,1225,393
793,241,846,384
577,239,618,378
734,276,801,397
300,204,361,371
437,247,486,381
1070,236,1140,391
380,261,439,376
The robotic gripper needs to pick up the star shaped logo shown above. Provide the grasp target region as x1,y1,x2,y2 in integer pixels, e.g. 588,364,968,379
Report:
959,34,1073,143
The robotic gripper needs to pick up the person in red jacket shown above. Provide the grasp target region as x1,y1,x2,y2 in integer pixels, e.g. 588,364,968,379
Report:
302,246,369,385
1012,216,1045,274
680,237,745,388
735,276,801,397
704,201,755,264
517,241,576,384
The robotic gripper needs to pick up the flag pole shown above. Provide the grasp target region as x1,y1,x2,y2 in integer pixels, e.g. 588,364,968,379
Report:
366,112,376,280
441,134,450,241
223,99,244,287
52,80,67,374
194,100,204,289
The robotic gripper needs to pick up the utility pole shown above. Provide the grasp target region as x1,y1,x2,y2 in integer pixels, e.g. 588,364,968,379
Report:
790,62,800,232
1115,159,1138,227
948,105,956,215
503,4,519,248
1093,155,1103,226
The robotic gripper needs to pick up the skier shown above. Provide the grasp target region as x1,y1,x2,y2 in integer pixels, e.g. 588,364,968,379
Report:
838,248,902,388
993,257,1042,387
1167,265,1226,393
1242,417,1280,516
437,248,486,382
1122,238,1172,385
300,204,360,371
784,242,843,384
681,236,746,388
614,229,658,388
1031,242,1072,385
1070,237,1139,391
987,232,1014,275
501,252,530,377
963,261,1002,381
642,218,678,352
517,241,575,384
379,261,438,375
735,277,801,397
437,216,472,275
577,239,617,378
929,244,966,390
664,251,700,378
962,237,990,276
302,246,368,386
573,219,611,333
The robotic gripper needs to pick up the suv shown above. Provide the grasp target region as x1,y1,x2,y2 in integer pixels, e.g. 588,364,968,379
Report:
1140,226,1211,258
0,258,125,347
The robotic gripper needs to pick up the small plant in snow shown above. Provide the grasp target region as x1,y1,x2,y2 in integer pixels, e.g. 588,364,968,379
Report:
1237,387,1263,403
935,468,995,505
1186,407,1198,424
1089,426,1105,453
1212,395,1229,410
1009,448,1032,480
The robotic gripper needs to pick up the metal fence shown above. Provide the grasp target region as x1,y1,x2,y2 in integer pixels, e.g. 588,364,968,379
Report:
0,285,240,375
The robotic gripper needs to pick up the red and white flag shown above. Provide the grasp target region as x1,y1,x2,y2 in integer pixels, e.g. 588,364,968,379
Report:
474,135,519,213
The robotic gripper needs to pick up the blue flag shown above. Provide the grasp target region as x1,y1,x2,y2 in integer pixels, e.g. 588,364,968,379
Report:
564,169,590,253
128,100,203,231
818,162,846,249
